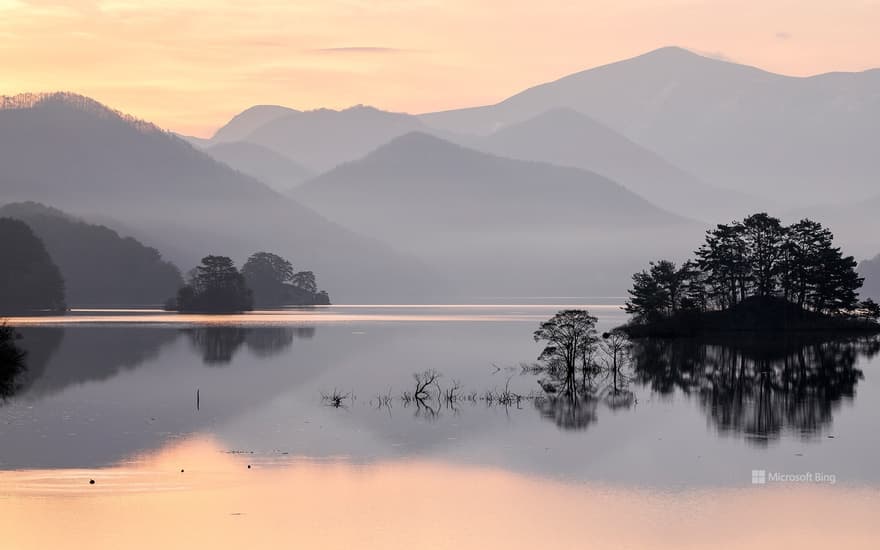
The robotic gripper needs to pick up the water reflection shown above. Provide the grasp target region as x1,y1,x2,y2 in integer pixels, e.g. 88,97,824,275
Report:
534,395,599,430
631,335,877,444
3,309,880,485
2,437,880,550
1,325,324,469
185,326,313,365
15,327,178,397
186,326,248,365
0,332,27,400
247,326,314,357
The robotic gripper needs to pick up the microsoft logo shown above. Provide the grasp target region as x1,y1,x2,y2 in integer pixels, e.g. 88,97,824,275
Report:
750,469,837,485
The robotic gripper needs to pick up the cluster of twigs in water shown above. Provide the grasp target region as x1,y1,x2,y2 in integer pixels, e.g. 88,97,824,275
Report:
320,389,352,408
320,357,632,422
320,368,544,418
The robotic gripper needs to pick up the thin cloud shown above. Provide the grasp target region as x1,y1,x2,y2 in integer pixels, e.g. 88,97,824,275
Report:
310,46,412,54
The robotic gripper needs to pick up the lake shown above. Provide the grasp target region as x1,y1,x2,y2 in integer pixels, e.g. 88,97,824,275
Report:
2,304,879,548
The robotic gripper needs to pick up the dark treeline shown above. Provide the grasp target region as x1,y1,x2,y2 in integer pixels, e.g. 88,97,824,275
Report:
625,213,879,329
0,202,183,306
241,252,330,307
172,256,253,313
0,218,66,312
168,252,330,313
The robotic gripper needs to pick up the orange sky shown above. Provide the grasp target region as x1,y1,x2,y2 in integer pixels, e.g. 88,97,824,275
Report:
1,0,879,137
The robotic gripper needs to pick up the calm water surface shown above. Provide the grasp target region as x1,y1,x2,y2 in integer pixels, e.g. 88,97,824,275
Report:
2,304,879,548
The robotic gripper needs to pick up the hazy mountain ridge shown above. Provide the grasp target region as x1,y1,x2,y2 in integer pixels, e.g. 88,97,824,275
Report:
474,107,766,222
294,131,698,295
0,93,440,301
205,141,314,192
239,105,426,172
420,47,880,206
211,104,300,143
209,98,755,223
296,131,688,228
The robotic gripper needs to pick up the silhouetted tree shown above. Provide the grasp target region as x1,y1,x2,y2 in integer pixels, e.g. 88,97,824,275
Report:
696,221,750,307
242,251,292,306
599,329,631,394
811,247,861,314
172,255,252,313
0,218,66,312
240,252,329,306
626,260,700,322
627,214,865,323
780,219,830,307
292,271,317,294
534,310,598,395
243,252,294,286
740,213,786,297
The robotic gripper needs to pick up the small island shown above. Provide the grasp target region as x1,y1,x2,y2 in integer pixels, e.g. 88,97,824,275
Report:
620,213,880,337
165,252,330,313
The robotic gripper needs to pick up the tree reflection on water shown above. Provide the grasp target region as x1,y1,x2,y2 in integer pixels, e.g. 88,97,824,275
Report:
630,334,878,444
185,326,314,365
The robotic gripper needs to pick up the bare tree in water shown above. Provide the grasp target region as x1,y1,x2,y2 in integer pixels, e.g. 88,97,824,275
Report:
599,329,631,395
533,310,598,396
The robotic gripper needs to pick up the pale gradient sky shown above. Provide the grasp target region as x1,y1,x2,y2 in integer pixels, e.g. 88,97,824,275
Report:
1,0,879,137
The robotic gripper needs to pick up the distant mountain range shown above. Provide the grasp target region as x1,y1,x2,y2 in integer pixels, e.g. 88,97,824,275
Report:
294,132,696,295
5,45,877,300
472,107,765,221
201,47,880,217
211,105,426,173
197,98,762,222
422,47,880,206
0,93,437,302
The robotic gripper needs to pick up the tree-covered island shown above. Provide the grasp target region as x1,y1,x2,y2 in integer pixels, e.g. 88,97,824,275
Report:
621,213,880,336
165,252,330,313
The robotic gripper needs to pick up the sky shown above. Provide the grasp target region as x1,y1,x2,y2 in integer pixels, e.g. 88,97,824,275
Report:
1,0,879,137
